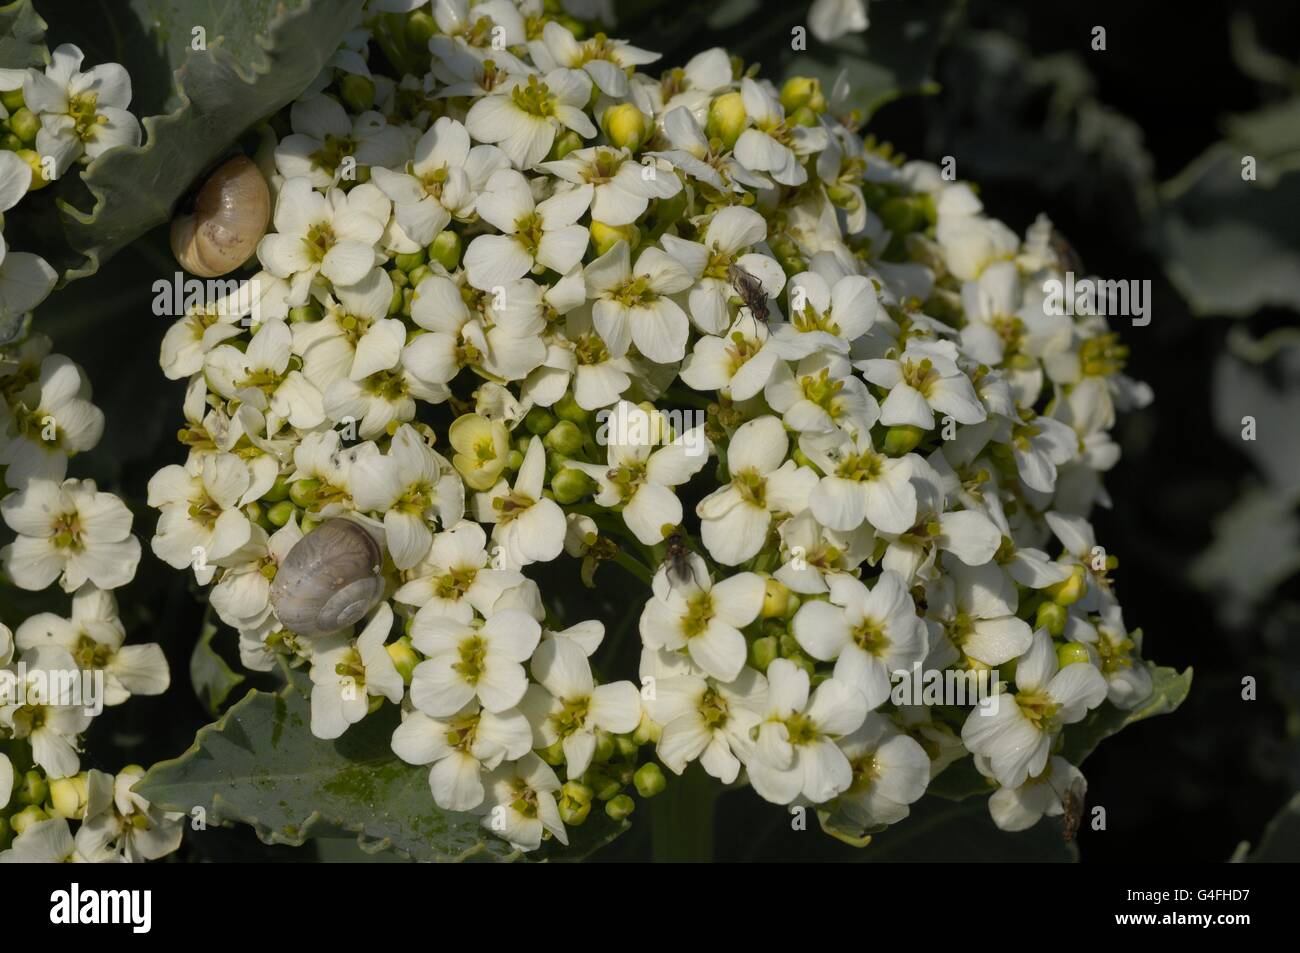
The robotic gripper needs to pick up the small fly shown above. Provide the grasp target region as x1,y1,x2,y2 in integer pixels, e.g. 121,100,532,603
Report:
727,263,769,323
1050,229,1084,276
664,530,705,589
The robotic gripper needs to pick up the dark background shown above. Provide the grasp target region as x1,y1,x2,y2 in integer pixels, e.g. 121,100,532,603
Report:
20,0,1299,862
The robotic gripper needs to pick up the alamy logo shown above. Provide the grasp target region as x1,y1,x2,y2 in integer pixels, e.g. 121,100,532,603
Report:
1041,271,1151,326
49,883,152,933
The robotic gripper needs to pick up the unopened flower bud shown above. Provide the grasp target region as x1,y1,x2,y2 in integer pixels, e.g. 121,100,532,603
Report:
339,74,376,114
1047,565,1088,607
603,103,648,151
1036,601,1067,636
883,425,925,456
524,406,558,435
428,229,462,271
406,10,436,47
707,91,747,150
10,804,48,835
605,793,636,820
386,635,419,684
780,76,821,114
16,148,51,190
8,106,39,145
1056,642,1092,668
544,419,585,455
590,220,639,256
550,129,584,161
633,762,667,798
749,634,779,672
552,467,594,504
49,775,89,819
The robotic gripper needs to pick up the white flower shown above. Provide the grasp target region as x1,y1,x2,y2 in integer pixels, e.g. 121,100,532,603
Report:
75,768,184,863
679,312,783,401
472,436,566,569
147,452,254,580
772,270,881,358
0,353,104,484
774,510,872,594
764,352,879,435
661,205,785,334
465,69,595,170
583,240,696,363
21,44,142,177
925,558,1034,669
0,817,84,862
1065,603,1152,710
961,629,1107,788
747,659,868,805
370,116,507,243
256,178,389,303
696,416,817,566
308,603,404,740
541,146,681,227
733,78,827,186
293,269,404,388
639,556,765,681
858,343,987,430
647,106,770,193
832,713,931,829
349,424,464,569
985,755,1086,832
0,646,92,777
791,571,928,709
15,586,168,706
575,401,707,544
651,666,766,783
799,425,918,534
1,478,140,592
409,609,541,716
521,634,641,777
391,704,532,811
530,21,659,97
463,168,592,290
275,93,408,188
394,520,530,624
204,319,325,434
478,753,567,851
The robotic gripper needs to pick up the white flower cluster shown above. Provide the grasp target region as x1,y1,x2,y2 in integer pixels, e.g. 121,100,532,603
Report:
149,0,1158,850
0,49,175,863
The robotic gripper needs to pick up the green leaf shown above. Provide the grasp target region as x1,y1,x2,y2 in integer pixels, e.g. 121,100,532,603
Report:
851,794,1078,862
1232,792,1300,862
136,684,626,862
0,0,47,70
38,0,365,283
1059,664,1194,764
188,612,245,717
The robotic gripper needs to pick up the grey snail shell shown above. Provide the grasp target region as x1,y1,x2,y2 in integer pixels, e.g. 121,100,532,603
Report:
269,519,385,638
170,155,270,277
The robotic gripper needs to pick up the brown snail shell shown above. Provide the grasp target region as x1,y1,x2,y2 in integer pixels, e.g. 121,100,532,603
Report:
269,518,385,638
170,155,270,278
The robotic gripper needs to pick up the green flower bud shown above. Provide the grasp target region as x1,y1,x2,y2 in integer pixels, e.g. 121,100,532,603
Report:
339,73,376,113
8,106,39,145
590,220,640,256
506,449,525,471
554,392,592,425
49,775,89,820
265,499,297,527
780,76,821,114
706,91,747,151
428,230,462,271
559,782,593,825
549,129,584,161
10,804,48,835
406,10,436,47
263,476,292,503
603,103,648,151
605,794,636,821
1047,565,1089,607
594,731,616,764
749,634,779,672
538,740,566,766
632,713,660,746
289,478,320,508
1036,600,1067,637
760,575,791,619
288,303,323,323
1056,642,1092,668
524,406,558,435
791,447,819,472
0,131,21,151
17,769,47,807
633,762,667,798
300,514,320,533
407,264,431,289
0,87,24,113
883,425,925,456
544,419,585,456
386,635,420,684
789,105,818,127
552,467,594,505
393,248,427,273
879,196,923,235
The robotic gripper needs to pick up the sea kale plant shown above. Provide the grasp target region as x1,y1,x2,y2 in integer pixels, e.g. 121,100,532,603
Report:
0,0,1190,862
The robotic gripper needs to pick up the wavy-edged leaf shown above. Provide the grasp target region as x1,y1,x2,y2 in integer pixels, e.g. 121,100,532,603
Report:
38,0,364,282
1059,664,1193,764
136,683,625,862
1232,792,1300,862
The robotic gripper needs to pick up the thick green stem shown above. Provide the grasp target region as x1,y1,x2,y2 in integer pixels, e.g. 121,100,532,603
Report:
649,764,718,862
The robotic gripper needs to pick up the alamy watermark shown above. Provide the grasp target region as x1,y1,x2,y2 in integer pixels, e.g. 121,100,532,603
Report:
1042,272,1151,326
0,663,105,717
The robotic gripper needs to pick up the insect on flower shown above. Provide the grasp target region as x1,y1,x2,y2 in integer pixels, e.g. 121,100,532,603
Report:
1061,777,1087,842
727,262,770,323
